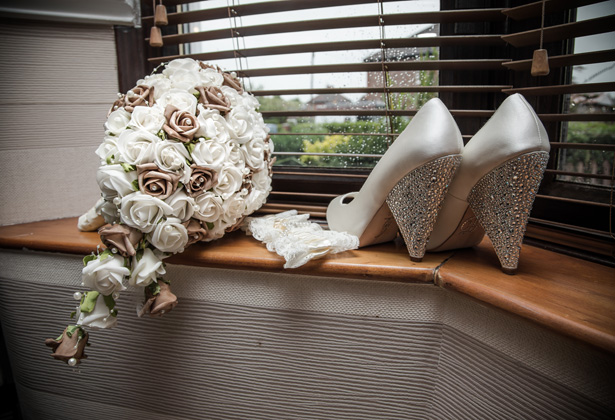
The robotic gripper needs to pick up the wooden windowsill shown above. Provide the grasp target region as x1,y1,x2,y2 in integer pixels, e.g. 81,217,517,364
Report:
0,217,613,354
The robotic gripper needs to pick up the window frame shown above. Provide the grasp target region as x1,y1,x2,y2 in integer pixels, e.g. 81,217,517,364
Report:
115,0,614,265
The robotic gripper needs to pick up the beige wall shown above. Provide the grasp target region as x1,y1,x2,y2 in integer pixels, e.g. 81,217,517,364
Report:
1,250,614,419
0,19,118,225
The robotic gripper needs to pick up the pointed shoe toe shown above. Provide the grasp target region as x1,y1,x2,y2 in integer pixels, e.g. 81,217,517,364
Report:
326,98,463,261
427,94,550,274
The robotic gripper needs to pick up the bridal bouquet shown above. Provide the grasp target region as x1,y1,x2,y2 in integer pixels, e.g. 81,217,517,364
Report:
46,58,274,365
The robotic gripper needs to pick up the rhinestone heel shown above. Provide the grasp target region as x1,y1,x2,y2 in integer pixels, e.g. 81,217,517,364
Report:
386,155,462,262
426,94,551,273
467,151,549,274
326,98,463,251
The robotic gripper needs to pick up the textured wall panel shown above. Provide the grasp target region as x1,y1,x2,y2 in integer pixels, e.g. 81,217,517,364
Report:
0,250,614,419
0,20,117,225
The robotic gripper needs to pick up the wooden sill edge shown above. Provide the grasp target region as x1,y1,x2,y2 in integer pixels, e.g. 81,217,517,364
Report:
0,217,613,354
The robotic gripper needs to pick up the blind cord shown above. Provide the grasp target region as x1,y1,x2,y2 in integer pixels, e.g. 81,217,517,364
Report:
377,0,394,147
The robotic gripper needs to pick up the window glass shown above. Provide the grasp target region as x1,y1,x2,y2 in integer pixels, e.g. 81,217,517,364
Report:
560,1,615,187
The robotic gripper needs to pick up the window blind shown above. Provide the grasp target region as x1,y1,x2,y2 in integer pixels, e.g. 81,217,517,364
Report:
134,0,614,262
500,0,614,260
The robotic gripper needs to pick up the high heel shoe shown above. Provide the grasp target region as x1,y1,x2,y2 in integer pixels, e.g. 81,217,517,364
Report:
426,93,550,274
326,98,463,262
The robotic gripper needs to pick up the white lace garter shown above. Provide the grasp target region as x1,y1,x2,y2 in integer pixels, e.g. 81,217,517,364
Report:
242,210,359,269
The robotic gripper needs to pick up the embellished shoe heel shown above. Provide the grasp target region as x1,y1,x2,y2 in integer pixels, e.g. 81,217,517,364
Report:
326,98,463,252
386,154,462,262
467,151,549,274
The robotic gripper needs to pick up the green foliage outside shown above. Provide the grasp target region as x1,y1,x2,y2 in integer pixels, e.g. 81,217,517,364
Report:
256,48,440,168
562,121,615,184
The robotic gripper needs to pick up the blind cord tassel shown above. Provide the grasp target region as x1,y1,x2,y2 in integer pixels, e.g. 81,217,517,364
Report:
150,0,166,48
531,0,550,76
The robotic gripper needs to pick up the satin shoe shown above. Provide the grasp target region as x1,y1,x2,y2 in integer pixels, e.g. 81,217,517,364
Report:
426,93,550,274
326,98,463,262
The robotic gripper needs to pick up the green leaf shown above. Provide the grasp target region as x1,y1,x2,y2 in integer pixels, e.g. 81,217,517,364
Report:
136,249,144,262
157,130,166,141
120,162,136,172
70,311,76,319
80,291,100,313
66,325,80,338
184,142,196,155
83,254,97,266
103,293,116,310
132,179,140,191
206,222,214,230
106,156,113,165
147,281,161,296
193,91,201,99
99,248,114,262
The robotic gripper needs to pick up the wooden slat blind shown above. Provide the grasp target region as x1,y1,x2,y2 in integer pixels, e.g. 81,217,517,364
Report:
135,0,614,262
502,0,614,259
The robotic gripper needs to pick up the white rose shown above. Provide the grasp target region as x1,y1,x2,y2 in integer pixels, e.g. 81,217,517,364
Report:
157,88,198,115
193,191,223,222
96,135,120,164
245,189,267,215
120,192,173,233
129,248,166,287
165,189,195,222
226,106,254,144
138,74,172,100
223,195,246,223
191,138,229,171
154,140,192,183
195,106,231,143
199,67,224,87
82,254,129,296
242,92,261,110
227,142,245,168
251,168,272,191
148,217,189,254
117,129,159,165
105,108,131,135
204,218,228,242
129,104,165,133
77,293,117,329
163,58,200,76
241,137,266,171
99,199,120,224
96,164,137,198
213,164,244,200
220,86,243,107
168,68,200,91
250,115,268,142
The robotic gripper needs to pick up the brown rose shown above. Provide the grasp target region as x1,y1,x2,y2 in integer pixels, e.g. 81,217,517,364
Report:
163,105,199,142
98,224,143,257
45,326,89,364
222,72,244,94
196,86,231,114
199,62,219,71
138,281,178,317
186,164,218,197
124,85,155,112
108,94,126,116
137,163,180,199
183,218,209,245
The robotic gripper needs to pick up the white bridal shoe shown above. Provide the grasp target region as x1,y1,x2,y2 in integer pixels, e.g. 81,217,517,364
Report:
426,93,550,274
326,98,463,261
